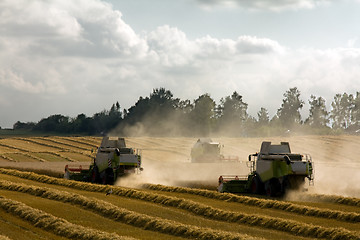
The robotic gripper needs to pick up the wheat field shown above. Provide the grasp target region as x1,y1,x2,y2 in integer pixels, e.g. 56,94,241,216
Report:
0,136,359,239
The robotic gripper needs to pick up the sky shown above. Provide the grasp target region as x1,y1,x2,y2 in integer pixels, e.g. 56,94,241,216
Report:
1,0,360,128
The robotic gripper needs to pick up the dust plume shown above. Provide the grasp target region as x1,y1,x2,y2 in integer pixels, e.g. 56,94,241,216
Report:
115,159,249,189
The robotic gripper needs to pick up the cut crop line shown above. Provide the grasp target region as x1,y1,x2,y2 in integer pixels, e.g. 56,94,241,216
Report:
143,184,360,217
0,196,134,240
297,194,360,208
0,180,258,240
0,235,11,240
54,136,99,148
16,137,87,152
0,143,29,153
0,169,358,240
33,137,90,151
0,154,16,162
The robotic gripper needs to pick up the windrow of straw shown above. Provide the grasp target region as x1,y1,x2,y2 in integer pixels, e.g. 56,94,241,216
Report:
53,136,99,149
0,142,30,153
0,179,358,240
25,137,90,151
0,196,134,240
0,235,11,240
298,194,360,207
0,180,257,240
2,167,359,224
143,183,360,222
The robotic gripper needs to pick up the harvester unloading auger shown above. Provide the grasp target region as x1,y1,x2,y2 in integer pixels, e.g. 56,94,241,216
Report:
218,141,314,197
64,137,143,185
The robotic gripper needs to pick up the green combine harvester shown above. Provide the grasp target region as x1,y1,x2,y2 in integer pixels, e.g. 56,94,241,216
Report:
64,137,143,185
218,141,314,196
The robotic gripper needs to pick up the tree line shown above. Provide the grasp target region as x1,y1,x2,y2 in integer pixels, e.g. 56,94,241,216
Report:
11,87,360,136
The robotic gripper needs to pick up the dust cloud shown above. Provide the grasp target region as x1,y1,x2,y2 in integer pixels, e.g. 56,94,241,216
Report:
109,115,360,198
115,160,248,189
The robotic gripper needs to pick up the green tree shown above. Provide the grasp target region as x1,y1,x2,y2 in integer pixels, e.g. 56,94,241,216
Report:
189,94,215,136
216,91,248,136
305,95,329,127
257,107,270,125
277,87,304,128
330,93,354,129
351,92,360,128
218,91,248,123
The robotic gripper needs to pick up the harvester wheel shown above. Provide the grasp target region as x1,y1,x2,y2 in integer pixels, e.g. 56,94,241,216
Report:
265,178,281,197
91,166,100,183
103,168,114,185
250,175,263,194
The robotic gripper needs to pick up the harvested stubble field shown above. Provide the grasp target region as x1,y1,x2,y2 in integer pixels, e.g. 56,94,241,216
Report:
0,136,360,240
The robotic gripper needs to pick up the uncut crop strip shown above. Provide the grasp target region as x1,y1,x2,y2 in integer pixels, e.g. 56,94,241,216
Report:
143,184,360,222
0,196,134,240
0,181,257,240
0,170,358,240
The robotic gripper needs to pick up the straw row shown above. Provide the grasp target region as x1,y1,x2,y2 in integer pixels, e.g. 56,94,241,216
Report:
0,173,358,240
143,184,360,222
0,196,133,240
0,180,256,240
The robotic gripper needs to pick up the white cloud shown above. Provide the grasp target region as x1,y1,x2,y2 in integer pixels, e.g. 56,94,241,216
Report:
0,69,45,94
0,0,359,128
196,0,331,11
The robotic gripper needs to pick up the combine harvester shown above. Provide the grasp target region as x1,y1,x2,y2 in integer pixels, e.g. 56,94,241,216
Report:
64,137,143,185
191,138,239,163
218,141,314,197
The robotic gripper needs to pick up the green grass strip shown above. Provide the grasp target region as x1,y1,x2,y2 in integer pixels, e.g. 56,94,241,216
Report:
0,168,358,240
0,196,133,240
142,184,360,222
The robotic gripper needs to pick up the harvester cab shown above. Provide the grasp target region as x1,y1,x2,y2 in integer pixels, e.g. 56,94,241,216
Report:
64,137,143,185
218,141,314,197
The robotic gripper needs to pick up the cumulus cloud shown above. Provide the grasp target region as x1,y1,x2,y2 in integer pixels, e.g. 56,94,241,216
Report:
196,0,331,11
0,0,359,128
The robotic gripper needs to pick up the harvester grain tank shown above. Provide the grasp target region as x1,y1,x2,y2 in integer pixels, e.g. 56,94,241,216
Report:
191,138,239,163
218,141,314,196
64,137,143,184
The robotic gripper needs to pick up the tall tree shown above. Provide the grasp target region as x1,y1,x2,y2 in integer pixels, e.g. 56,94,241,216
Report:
218,91,248,123
216,91,248,135
277,87,304,128
351,92,360,128
330,93,354,129
190,94,215,136
257,107,270,125
305,95,329,127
